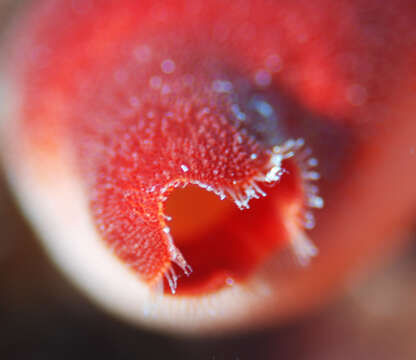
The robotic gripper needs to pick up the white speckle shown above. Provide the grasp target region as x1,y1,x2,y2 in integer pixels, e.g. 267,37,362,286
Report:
305,171,320,180
307,184,319,195
149,76,162,90
161,59,176,74
265,54,282,73
264,166,282,183
196,107,210,119
295,138,305,148
225,277,235,286
164,267,177,294
270,152,283,167
250,153,258,160
212,80,233,93
309,195,324,209
163,227,170,234
346,84,368,106
133,45,152,63
254,69,272,87
272,145,281,153
253,99,274,118
303,213,316,229
231,104,246,121
308,158,318,167
180,164,189,173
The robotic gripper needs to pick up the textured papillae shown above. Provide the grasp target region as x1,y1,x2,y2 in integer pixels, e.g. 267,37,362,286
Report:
3,0,416,332
7,0,327,294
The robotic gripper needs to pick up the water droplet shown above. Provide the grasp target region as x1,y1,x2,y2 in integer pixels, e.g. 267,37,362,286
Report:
212,79,233,93
254,69,272,87
161,59,176,74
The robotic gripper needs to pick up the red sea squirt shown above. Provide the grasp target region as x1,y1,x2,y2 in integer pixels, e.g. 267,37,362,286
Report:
69,37,320,294
7,0,327,295
10,0,416,299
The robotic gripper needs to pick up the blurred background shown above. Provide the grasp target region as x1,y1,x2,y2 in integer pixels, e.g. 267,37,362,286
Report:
1,0,416,359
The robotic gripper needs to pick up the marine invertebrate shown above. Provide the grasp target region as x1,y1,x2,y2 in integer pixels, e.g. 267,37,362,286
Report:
4,0,325,296
2,0,416,334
